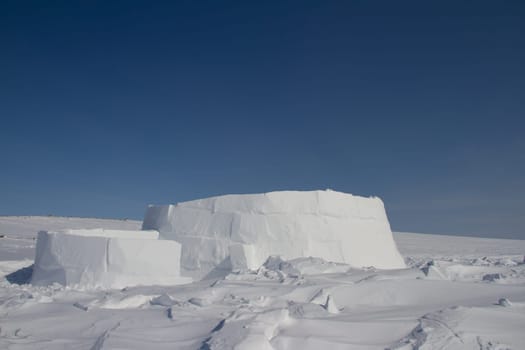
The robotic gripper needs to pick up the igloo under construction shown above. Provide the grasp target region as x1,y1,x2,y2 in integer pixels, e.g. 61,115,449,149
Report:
31,190,406,288
143,190,406,279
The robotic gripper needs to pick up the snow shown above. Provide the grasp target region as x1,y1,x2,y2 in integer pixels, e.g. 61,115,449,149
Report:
54,228,159,239
0,216,141,261
143,190,406,278
1,216,525,349
31,229,190,289
396,231,525,257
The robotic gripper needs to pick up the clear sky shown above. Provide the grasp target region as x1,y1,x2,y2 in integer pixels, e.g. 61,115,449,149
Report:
1,1,524,238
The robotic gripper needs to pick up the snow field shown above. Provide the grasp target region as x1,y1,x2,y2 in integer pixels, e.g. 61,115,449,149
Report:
2,217,525,349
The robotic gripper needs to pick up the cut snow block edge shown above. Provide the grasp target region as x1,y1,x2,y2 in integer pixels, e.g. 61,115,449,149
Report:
143,189,407,279
31,229,191,289
58,228,160,239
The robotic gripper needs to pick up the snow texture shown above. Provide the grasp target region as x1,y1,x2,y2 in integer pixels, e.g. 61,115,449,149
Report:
2,216,525,349
31,229,190,289
143,190,406,278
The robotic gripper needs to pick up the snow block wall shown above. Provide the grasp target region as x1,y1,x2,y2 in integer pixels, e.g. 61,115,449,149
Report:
143,190,406,279
32,229,190,289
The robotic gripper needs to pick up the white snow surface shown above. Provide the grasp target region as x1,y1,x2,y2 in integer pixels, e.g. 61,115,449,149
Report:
143,190,406,278
0,216,141,261
53,228,159,239
31,229,190,289
1,216,525,349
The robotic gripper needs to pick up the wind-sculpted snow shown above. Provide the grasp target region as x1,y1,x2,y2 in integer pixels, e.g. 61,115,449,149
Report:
390,306,525,350
143,190,406,278
2,217,525,349
31,229,190,289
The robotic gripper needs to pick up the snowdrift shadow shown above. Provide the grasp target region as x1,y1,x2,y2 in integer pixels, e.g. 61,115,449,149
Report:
6,264,33,285
201,258,233,281
199,319,226,350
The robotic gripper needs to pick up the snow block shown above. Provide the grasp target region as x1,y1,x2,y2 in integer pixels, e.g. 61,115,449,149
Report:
143,190,406,279
32,229,190,289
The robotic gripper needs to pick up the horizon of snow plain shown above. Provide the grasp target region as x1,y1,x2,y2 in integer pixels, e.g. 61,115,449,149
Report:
1,190,525,349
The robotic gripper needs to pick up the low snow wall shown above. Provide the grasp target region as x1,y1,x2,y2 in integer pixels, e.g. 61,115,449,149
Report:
143,190,406,279
32,229,190,289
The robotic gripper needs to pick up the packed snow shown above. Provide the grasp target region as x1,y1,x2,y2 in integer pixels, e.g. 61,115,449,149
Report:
1,215,525,349
32,229,189,289
143,190,406,279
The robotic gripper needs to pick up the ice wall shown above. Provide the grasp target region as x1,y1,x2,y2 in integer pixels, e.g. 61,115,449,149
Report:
143,190,406,279
32,229,190,289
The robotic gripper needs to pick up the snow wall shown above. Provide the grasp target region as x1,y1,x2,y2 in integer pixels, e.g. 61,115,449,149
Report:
32,229,190,289
143,190,406,279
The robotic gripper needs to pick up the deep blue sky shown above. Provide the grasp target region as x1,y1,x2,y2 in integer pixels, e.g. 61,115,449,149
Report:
1,1,524,238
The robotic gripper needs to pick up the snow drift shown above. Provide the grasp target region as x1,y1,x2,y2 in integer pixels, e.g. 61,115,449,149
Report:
143,190,406,278
31,229,189,289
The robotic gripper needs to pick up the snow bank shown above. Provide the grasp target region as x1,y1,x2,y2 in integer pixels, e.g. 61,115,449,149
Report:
143,190,406,278
32,229,190,289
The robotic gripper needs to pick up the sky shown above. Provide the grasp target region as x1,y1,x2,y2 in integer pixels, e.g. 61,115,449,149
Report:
1,1,524,238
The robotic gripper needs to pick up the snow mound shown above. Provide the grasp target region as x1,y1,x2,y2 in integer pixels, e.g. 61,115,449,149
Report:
143,190,406,279
31,229,190,289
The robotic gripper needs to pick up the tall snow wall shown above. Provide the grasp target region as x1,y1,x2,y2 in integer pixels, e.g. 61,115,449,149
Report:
143,190,406,279
32,229,190,289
